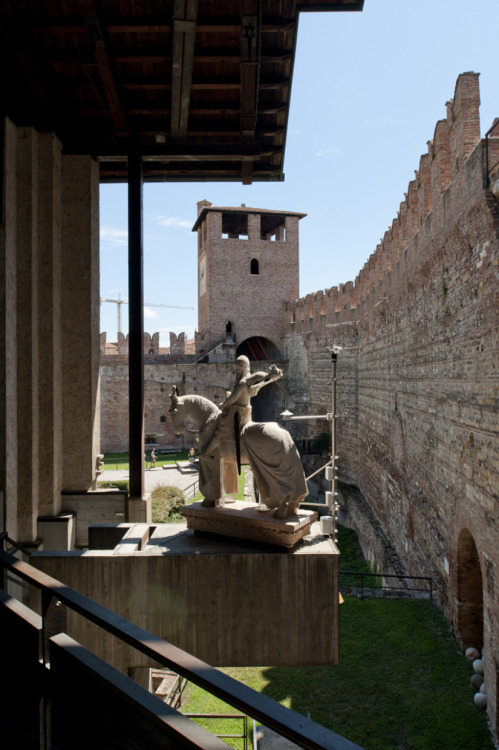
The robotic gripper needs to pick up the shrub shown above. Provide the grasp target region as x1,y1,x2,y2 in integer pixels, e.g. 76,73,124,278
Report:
97,480,130,492
151,485,185,523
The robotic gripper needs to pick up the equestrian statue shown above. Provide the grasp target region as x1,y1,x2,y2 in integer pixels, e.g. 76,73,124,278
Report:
169,356,308,518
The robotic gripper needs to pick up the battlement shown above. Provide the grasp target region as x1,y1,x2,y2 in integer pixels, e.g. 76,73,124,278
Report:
286,72,498,332
100,331,195,362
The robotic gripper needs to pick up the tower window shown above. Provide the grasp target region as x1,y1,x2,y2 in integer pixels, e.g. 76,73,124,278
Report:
222,211,248,239
226,321,234,343
250,258,259,275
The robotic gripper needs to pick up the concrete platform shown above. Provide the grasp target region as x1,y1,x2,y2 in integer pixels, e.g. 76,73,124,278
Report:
175,461,199,474
181,500,317,548
32,521,340,669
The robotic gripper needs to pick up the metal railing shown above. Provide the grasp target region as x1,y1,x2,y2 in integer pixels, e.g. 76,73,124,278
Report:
183,477,200,502
340,570,433,600
184,713,248,750
0,546,364,750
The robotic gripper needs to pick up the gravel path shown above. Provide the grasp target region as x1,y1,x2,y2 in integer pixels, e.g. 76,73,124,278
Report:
99,464,199,494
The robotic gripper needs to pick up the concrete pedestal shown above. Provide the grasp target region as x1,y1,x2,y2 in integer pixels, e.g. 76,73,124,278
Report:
182,500,317,548
32,521,340,669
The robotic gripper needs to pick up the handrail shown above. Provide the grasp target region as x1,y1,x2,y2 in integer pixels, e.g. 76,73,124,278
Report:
184,714,248,750
183,477,200,502
340,570,432,600
0,530,41,556
0,548,364,750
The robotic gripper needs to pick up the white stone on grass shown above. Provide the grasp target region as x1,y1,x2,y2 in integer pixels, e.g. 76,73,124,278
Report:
471,673,484,690
472,658,484,674
474,693,487,710
465,647,480,661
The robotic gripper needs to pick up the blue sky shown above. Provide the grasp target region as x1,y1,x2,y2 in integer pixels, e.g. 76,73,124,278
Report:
100,0,498,343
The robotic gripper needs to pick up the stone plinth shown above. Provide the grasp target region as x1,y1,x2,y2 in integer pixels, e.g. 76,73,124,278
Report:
181,500,317,548
32,521,339,668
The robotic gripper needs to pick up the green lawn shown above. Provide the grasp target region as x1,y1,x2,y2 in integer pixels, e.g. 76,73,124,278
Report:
181,598,493,750
102,450,191,470
179,526,494,750
191,467,249,503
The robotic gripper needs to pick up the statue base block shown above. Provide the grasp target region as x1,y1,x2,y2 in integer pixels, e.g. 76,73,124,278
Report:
181,500,317,548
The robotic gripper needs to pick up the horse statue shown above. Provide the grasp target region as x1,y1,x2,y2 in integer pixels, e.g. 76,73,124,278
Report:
169,386,308,518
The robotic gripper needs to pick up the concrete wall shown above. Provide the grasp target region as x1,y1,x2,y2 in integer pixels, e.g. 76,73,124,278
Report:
31,528,339,669
0,118,101,543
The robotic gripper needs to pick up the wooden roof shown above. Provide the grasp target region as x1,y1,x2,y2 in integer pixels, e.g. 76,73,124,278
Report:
0,0,363,184
192,202,307,233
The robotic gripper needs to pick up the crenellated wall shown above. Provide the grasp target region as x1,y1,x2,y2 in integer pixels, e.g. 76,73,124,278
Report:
283,72,499,732
100,331,195,362
286,74,491,326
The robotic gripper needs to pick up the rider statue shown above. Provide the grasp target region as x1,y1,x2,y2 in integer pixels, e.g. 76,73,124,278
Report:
203,355,282,467
169,356,308,516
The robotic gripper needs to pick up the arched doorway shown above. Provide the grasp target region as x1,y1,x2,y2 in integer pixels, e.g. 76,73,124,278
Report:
456,528,483,649
236,337,283,421
236,336,281,361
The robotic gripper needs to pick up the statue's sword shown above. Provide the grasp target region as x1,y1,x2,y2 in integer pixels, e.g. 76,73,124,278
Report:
234,411,241,475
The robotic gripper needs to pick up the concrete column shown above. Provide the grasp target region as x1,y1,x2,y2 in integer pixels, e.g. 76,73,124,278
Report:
61,155,100,491
16,127,40,542
0,118,19,537
37,133,63,516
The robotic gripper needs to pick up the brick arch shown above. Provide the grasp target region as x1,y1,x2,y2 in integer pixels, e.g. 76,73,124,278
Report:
236,336,281,361
456,528,483,649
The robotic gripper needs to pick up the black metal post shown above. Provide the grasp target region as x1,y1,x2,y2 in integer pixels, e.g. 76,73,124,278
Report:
128,153,144,499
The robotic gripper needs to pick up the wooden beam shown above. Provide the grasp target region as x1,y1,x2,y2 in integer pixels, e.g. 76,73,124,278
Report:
171,0,198,139
240,3,261,139
70,142,261,158
83,0,128,132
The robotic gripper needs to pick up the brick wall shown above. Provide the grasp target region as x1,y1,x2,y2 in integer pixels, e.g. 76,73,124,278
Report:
101,361,238,452
283,72,499,733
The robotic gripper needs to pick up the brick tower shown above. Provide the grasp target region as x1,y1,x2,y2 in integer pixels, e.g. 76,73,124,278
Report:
193,200,306,360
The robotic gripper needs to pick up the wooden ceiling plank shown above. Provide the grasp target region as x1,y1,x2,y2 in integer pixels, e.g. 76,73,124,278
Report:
178,0,198,137
0,7,55,121
170,9,184,138
171,0,198,139
240,3,261,139
68,141,262,159
83,0,128,132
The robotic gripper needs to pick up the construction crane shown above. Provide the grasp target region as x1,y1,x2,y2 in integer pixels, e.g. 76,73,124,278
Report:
100,294,194,334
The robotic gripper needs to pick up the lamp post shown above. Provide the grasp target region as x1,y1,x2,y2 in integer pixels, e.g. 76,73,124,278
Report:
281,346,341,541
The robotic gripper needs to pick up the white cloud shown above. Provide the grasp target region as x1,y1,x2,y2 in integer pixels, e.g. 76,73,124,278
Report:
100,226,128,247
144,307,159,319
316,147,339,159
149,214,192,229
